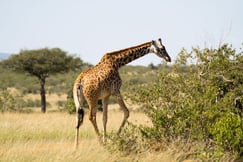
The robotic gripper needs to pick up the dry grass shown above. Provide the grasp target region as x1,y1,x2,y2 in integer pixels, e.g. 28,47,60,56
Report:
0,110,235,162
0,110,151,162
0,109,202,162
1,90,235,162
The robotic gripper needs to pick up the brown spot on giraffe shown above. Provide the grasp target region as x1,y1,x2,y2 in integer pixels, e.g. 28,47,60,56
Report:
73,38,171,147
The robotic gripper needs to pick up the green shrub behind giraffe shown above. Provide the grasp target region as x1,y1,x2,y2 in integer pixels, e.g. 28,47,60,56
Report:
119,44,243,159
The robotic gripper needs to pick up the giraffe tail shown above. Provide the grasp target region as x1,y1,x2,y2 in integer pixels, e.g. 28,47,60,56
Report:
73,81,85,127
77,108,84,128
74,80,85,148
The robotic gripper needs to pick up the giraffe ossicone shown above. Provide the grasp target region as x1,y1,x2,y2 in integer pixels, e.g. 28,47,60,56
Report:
73,38,171,147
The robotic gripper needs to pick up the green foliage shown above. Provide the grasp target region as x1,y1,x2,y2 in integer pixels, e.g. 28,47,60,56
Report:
0,89,17,112
66,99,76,114
121,44,243,158
208,112,242,152
0,88,40,113
106,122,148,155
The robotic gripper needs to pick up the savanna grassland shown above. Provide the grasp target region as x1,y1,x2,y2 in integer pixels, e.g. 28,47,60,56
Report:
0,44,242,161
0,107,195,162
0,110,157,162
0,65,183,162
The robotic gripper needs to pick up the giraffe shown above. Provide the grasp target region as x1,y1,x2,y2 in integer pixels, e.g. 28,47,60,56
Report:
73,38,171,147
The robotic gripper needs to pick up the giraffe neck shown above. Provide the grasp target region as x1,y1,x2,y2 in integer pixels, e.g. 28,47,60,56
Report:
102,41,152,68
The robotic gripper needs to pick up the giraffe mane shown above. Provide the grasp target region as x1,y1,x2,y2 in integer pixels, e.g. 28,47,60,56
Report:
104,41,151,56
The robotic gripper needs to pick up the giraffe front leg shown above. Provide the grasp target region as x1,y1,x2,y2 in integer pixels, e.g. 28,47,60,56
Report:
102,97,109,143
114,93,129,135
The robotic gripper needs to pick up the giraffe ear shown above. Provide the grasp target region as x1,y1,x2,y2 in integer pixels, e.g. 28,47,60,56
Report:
158,38,162,43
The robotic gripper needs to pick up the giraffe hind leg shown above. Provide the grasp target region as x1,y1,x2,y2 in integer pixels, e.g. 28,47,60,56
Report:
88,102,101,138
115,93,129,135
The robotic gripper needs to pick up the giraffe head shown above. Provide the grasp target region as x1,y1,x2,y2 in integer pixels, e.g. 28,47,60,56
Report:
150,38,171,62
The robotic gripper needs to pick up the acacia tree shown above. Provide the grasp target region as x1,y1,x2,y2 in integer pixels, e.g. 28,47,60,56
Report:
3,48,83,113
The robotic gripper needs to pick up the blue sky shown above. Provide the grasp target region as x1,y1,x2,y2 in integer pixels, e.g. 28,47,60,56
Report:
0,0,242,65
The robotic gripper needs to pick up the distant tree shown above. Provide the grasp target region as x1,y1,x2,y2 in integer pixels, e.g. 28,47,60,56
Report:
2,48,84,113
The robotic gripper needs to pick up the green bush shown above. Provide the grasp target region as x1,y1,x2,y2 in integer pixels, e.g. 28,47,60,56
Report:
208,112,242,152
121,44,243,158
0,89,17,112
66,97,76,114
0,89,33,112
